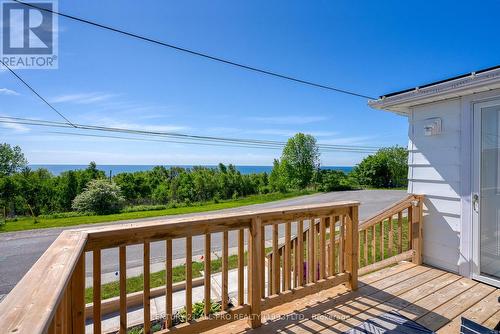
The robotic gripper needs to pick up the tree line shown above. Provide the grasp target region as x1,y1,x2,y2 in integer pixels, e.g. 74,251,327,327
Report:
0,134,408,217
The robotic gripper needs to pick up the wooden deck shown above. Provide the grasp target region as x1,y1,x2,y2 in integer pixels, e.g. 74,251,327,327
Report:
207,262,500,333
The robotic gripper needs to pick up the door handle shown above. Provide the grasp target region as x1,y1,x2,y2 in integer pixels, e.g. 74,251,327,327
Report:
473,193,479,213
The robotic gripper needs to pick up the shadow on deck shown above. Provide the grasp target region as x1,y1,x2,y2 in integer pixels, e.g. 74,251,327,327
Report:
207,262,500,334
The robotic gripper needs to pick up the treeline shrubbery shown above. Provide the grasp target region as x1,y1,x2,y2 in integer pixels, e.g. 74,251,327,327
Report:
0,138,408,218
0,159,270,217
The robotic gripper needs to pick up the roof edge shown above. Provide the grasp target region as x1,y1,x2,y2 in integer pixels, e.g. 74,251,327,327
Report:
368,66,500,113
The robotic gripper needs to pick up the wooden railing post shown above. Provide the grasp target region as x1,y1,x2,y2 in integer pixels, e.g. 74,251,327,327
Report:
411,197,423,265
70,254,85,334
247,217,262,328
345,205,359,290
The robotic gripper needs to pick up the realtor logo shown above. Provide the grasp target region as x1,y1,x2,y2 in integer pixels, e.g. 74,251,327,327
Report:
1,0,58,69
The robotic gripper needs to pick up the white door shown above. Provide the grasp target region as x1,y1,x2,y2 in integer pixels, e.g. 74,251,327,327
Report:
472,100,500,287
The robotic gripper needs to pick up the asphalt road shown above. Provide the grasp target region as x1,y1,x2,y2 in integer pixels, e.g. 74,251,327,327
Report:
0,190,406,296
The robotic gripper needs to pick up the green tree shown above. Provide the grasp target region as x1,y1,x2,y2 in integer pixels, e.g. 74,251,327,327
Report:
0,176,18,217
272,133,320,190
72,179,125,214
0,143,27,176
352,146,408,188
269,159,288,192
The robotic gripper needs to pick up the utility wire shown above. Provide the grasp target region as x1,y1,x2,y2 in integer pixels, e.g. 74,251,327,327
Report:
0,117,380,153
45,131,285,151
0,116,380,152
12,0,375,100
0,59,77,127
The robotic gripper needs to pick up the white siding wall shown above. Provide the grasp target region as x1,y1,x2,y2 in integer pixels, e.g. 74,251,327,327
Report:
408,98,461,272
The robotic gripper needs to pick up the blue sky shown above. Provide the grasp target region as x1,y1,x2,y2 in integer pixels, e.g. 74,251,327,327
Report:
1,0,499,166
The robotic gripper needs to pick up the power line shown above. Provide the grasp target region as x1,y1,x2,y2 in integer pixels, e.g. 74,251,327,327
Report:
12,0,376,100
45,131,284,151
0,116,380,153
0,59,77,127
0,116,380,150
46,131,377,153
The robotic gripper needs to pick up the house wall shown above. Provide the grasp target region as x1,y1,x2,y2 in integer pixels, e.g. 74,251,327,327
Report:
408,98,462,272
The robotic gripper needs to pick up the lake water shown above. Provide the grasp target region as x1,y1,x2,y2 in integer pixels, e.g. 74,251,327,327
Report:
29,164,354,176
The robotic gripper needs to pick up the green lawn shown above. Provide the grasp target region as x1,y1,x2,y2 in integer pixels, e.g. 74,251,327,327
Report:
0,190,314,233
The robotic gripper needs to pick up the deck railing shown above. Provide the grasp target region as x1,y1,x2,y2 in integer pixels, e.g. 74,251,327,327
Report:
0,201,360,334
358,194,423,275
269,194,424,279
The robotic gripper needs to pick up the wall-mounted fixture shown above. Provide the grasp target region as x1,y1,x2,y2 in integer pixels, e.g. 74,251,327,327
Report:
423,117,442,136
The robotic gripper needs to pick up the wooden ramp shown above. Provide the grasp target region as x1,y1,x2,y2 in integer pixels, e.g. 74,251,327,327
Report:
206,262,500,333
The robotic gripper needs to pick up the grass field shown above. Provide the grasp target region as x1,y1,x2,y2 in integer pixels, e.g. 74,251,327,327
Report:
0,190,315,233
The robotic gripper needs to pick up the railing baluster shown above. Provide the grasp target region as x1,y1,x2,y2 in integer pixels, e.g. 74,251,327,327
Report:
272,223,280,294
247,229,252,304
297,220,304,286
204,234,211,317
238,229,244,306
319,217,326,280
260,225,265,298
119,246,127,334
48,317,55,334
222,231,229,311
267,253,272,295
398,211,403,254
55,296,63,333
166,239,173,328
346,206,359,290
363,229,368,266
304,228,308,283
143,242,151,333
380,221,384,260
64,289,70,332
292,237,297,288
284,222,291,290
408,206,413,251
339,217,344,272
281,249,285,292
388,215,394,257
248,217,262,328
308,220,316,283
71,255,85,334
330,216,336,276
93,249,101,334
186,236,193,321
358,231,362,267
371,224,376,263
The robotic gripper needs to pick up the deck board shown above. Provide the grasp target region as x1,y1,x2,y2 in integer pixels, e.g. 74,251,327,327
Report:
205,262,500,334
437,289,500,333
483,309,500,328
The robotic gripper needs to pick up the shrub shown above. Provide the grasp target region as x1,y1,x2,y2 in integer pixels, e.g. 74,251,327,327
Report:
351,146,408,188
316,170,355,191
72,179,125,214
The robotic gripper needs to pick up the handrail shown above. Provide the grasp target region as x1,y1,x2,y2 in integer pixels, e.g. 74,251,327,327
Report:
0,200,360,334
358,194,424,274
360,194,421,229
0,230,87,334
84,200,357,250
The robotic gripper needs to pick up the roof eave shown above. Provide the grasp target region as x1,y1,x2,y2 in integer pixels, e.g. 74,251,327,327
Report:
368,67,500,114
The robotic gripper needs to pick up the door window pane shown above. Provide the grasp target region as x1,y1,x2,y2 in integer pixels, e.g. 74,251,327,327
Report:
480,105,500,279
